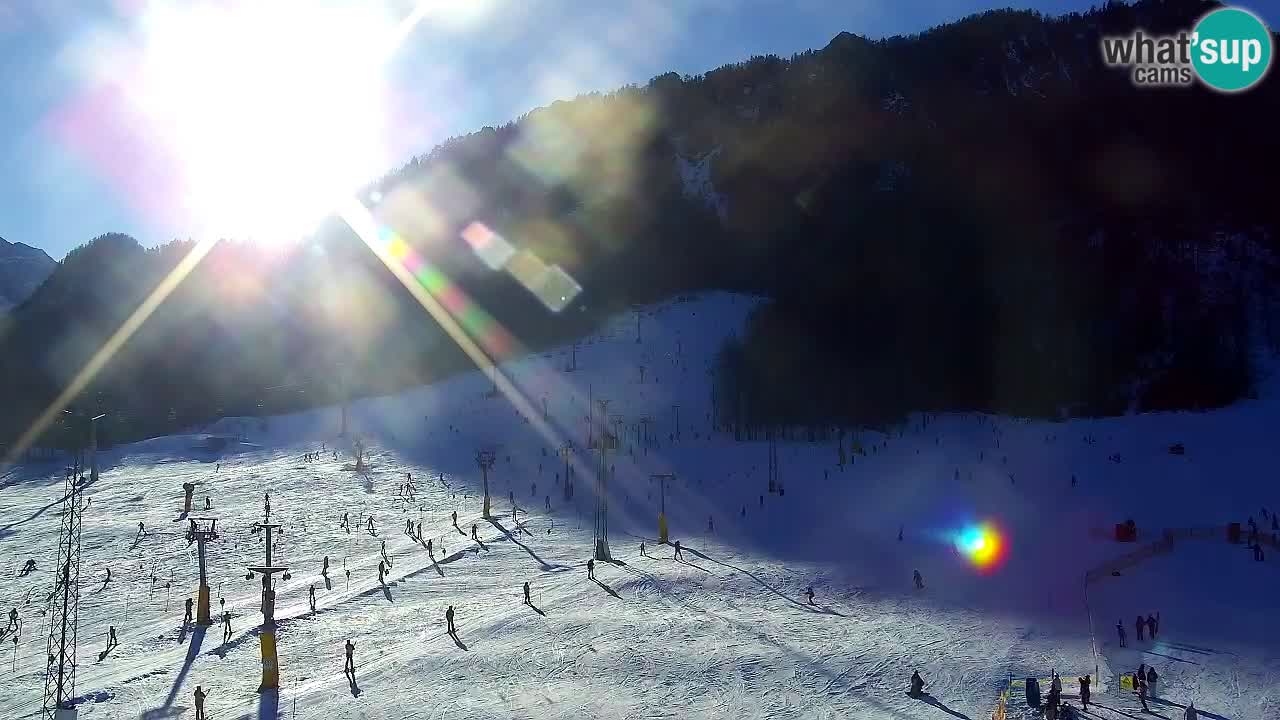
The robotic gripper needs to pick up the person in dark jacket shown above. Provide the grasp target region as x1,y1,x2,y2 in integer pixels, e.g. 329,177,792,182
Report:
909,670,926,696
1079,675,1091,709
1136,615,1146,642
1116,621,1127,647
1147,614,1158,640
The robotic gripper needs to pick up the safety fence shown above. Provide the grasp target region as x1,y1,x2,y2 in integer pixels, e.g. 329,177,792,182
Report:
995,674,1089,719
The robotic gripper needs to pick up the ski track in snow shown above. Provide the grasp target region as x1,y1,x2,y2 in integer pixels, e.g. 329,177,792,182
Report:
1,292,1278,719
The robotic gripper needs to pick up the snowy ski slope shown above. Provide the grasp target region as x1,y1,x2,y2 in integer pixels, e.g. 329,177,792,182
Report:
1,291,1277,719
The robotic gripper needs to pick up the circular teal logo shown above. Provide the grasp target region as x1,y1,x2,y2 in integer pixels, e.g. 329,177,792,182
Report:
1191,7,1273,92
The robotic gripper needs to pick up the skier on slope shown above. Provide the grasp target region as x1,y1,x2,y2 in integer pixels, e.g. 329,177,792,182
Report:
1079,674,1091,710
639,542,646,557
587,559,595,580
427,538,434,555
1116,621,1127,647
309,585,316,613
367,516,375,533
909,670,926,697
1135,615,1145,642
523,582,531,605
806,586,815,605
1184,702,1198,720
673,540,683,561
344,639,356,680
184,597,194,625
452,511,458,527
445,606,456,635
1147,613,1158,640
193,686,210,720
913,569,924,590
222,611,232,644
471,524,478,541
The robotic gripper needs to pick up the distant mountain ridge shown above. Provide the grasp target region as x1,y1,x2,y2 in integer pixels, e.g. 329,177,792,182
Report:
0,237,56,309
1,0,1277,447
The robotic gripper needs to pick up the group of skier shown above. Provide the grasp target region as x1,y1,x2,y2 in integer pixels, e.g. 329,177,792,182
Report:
1117,611,1160,646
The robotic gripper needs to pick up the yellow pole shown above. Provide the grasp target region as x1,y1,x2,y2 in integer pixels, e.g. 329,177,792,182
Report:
658,513,669,544
259,630,279,691
197,584,212,626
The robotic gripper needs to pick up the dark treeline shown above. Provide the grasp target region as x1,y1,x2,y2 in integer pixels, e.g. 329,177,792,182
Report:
2,0,1277,449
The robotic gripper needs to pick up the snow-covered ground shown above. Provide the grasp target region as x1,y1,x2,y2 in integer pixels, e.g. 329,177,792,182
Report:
1,292,1277,720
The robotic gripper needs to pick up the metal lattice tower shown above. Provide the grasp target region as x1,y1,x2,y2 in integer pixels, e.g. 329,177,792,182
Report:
593,400,612,560
44,460,85,719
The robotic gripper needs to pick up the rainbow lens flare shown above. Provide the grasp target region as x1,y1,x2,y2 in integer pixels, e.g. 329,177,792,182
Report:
953,521,1008,573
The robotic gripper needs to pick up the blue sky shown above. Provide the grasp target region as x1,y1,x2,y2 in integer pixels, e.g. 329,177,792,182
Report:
1,0,1275,260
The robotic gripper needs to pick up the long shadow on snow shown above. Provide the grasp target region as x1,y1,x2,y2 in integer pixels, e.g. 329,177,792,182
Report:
449,630,469,651
0,476,101,537
1150,697,1232,720
143,626,205,716
592,577,622,599
1092,702,1169,720
259,688,280,719
916,693,973,720
684,546,846,617
487,518,572,570
1141,649,1198,664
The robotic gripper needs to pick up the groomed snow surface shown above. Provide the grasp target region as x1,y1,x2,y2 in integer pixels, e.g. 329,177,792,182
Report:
1,292,1277,720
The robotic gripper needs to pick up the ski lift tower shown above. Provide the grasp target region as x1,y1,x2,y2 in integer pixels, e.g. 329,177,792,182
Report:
42,410,100,720
559,441,574,503
246,513,289,692
592,399,613,561
652,473,677,544
185,518,219,626
476,450,496,519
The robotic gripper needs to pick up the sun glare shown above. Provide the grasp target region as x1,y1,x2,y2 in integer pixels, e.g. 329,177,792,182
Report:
134,1,399,244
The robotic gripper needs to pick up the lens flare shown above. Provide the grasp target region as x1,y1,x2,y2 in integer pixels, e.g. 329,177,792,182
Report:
953,521,1007,574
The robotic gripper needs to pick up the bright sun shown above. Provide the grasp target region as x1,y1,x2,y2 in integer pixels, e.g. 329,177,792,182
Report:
134,1,401,244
